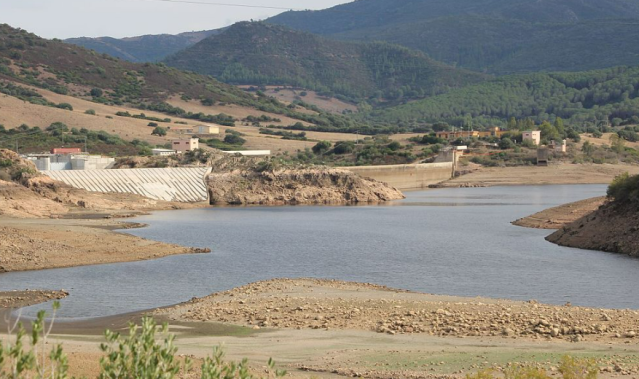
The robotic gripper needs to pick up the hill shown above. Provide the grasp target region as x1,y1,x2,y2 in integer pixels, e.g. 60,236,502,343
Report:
162,22,487,103
369,66,639,128
547,173,639,256
267,0,639,74
65,29,220,63
1,24,379,141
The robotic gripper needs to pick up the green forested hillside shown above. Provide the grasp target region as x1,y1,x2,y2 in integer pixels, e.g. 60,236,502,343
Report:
267,0,639,74
163,22,487,103
65,30,220,63
370,66,639,128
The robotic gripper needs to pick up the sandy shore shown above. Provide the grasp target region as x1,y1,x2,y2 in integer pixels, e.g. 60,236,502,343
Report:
512,197,606,229
8,278,638,379
439,164,639,188
0,289,68,308
0,217,210,273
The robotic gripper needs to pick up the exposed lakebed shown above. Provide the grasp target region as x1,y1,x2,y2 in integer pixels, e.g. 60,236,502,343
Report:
2,184,639,320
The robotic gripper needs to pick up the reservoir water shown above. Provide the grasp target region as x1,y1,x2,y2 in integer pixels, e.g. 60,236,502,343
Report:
2,184,638,320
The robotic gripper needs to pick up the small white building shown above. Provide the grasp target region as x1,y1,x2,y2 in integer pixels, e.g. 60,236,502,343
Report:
26,154,115,171
550,139,567,153
152,148,177,156
523,131,541,146
172,138,199,153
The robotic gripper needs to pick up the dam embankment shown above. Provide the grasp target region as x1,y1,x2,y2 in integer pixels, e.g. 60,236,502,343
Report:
345,162,453,190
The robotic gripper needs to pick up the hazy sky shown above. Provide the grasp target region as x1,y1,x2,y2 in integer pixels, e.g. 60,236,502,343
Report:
1,0,350,39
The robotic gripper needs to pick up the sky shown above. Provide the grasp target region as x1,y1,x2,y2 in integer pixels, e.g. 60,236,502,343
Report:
1,0,350,39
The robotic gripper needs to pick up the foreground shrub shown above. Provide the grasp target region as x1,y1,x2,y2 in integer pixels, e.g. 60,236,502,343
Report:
1,306,285,379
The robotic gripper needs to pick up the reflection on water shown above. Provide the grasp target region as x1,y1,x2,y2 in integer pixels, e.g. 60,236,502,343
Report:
2,184,637,320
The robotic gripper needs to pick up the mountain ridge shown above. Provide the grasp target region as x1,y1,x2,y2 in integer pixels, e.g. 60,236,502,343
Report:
162,22,488,103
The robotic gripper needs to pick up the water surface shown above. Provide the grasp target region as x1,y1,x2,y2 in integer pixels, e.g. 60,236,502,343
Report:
2,184,637,320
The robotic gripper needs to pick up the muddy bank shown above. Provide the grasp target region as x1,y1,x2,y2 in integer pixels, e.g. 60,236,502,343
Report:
547,200,639,257
0,289,68,308
0,218,209,273
208,168,405,205
512,197,606,229
157,278,639,343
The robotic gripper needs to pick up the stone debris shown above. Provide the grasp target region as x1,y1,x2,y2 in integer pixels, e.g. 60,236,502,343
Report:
156,278,639,343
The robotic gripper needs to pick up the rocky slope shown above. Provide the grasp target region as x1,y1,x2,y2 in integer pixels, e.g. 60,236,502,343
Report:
547,199,639,256
207,167,405,205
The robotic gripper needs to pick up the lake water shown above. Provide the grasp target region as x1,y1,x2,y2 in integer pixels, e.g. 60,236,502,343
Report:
2,184,638,320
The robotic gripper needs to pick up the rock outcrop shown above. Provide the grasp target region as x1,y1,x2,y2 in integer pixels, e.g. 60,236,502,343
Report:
207,168,405,205
546,200,639,256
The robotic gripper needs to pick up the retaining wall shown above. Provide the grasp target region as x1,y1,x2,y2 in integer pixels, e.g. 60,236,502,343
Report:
42,167,211,202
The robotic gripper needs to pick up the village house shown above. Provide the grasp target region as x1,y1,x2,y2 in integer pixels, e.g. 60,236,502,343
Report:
172,138,199,153
522,131,542,146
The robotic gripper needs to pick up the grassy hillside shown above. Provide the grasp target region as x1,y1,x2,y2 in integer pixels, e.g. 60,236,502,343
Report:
267,0,639,74
370,66,639,128
0,24,376,135
65,30,220,63
163,22,487,103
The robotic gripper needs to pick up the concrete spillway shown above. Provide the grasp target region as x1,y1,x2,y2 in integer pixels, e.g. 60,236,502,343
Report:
42,168,212,203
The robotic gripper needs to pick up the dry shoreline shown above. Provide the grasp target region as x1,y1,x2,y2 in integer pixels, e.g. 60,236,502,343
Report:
9,278,639,379
437,164,639,188
0,214,211,273
512,196,606,229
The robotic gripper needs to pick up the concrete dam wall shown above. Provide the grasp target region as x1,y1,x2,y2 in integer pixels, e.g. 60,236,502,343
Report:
346,162,453,190
42,168,211,202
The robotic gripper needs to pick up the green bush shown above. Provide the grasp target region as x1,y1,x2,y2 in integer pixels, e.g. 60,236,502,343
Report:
152,126,168,136
312,140,332,154
85,109,96,115
223,134,246,145
607,172,639,203
0,306,285,379
56,103,73,111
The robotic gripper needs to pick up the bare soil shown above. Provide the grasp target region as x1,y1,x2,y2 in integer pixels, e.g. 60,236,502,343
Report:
7,279,639,379
0,217,208,272
440,164,639,187
0,289,68,308
512,197,606,229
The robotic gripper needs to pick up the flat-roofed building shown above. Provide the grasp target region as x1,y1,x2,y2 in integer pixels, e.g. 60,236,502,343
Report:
172,138,199,152
194,124,220,134
523,131,542,146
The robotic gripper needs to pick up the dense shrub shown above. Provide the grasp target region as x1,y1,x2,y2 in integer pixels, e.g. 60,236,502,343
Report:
607,172,639,203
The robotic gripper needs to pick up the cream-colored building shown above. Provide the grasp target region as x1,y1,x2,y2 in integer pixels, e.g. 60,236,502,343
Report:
172,138,199,153
194,124,220,135
523,131,541,146
551,139,567,153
